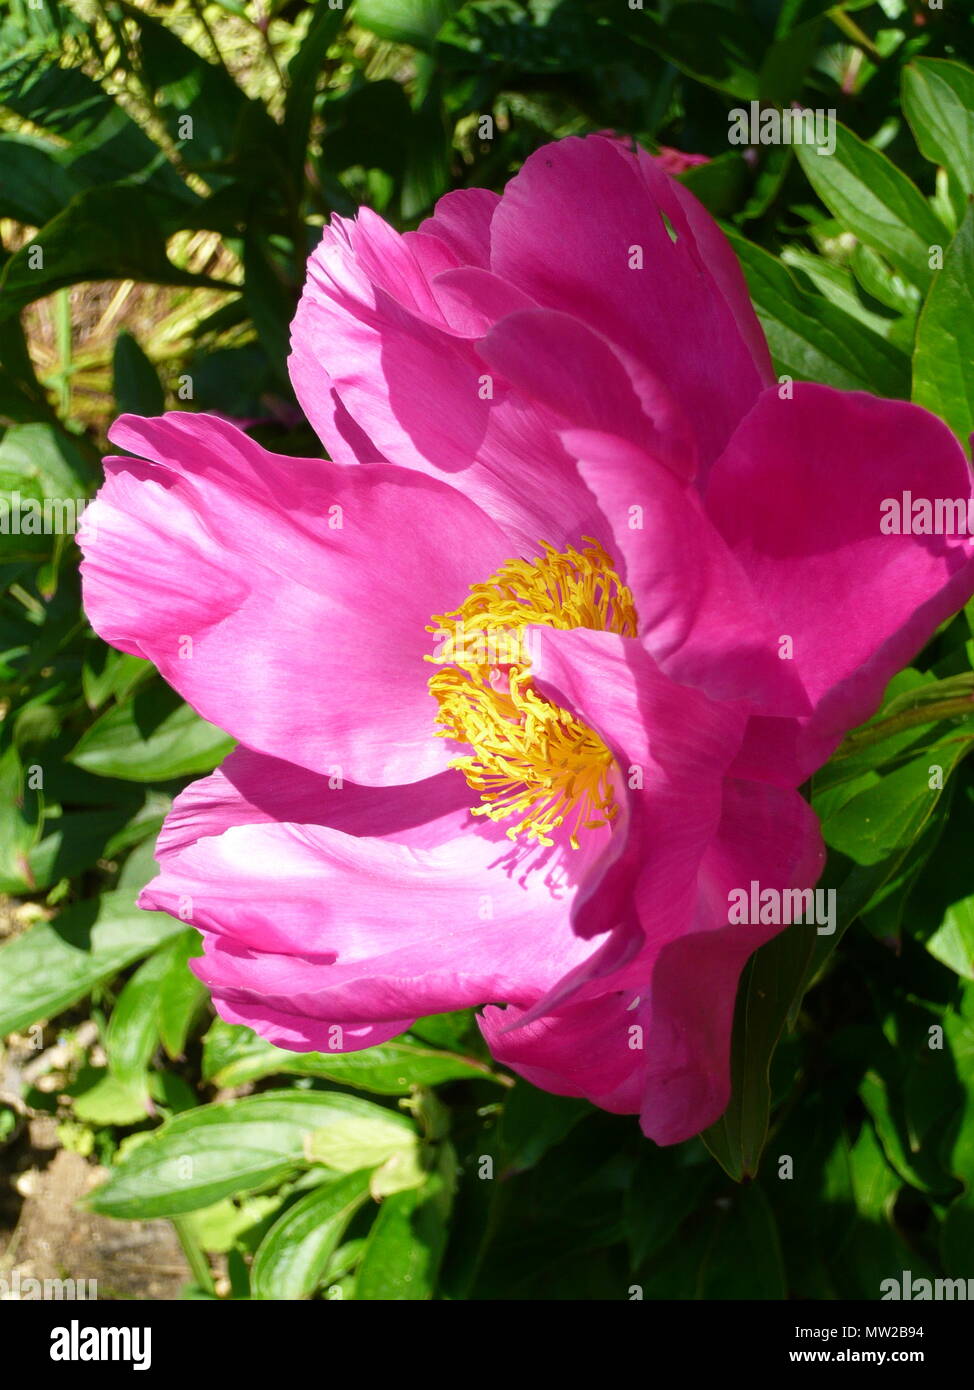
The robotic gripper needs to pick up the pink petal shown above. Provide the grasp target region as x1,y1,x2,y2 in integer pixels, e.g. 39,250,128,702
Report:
482,778,824,1145
479,310,697,480
418,186,501,267
636,778,825,1144
524,625,746,956
156,747,470,861
564,427,809,716
705,384,974,784
488,134,767,469
290,227,608,551
142,808,611,1031
79,412,513,785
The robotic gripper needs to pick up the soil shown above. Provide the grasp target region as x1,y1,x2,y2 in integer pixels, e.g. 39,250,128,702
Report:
0,1115,189,1301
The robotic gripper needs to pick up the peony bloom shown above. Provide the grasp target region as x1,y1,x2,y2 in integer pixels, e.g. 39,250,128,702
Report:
653,145,711,176
79,136,974,1144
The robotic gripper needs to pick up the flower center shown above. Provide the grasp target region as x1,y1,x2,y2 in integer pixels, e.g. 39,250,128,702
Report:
426,538,637,849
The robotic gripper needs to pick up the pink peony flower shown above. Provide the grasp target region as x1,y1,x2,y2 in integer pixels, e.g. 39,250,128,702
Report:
653,145,711,175
79,136,974,1144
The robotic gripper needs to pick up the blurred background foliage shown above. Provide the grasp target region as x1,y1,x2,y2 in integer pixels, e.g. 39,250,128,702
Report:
1,0,974,1300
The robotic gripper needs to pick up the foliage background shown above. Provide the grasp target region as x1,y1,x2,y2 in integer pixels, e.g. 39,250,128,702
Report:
1,0,974,1300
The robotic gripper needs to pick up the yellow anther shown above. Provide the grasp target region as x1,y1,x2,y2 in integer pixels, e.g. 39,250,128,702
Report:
426,538,637,850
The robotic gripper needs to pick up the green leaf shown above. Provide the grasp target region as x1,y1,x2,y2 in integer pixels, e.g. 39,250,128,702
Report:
118,2,259,176
27,804,142,889
0,891,183,1036
155,931,206,1059
0,134,83,225
903,59,974,207
304,1107,418,1174
68,680,234,781
86,1090,413,1219
913,206,974,447
0,186,228,323
702,920,816,1182
0,54,192,199
795,124,948,291
624,1145,715,1267
105,945,173,1088
242,230,296,385
0,742,41,893
354,1143,455,1300
926,898,974,982
356,0,460,49
73,1073,153,1126
201,1018,498,1093
0,419,94,499
250,1171,373,1300
113,330,165,417
727,231,909,397
283,1,346,178
646,5,763,100
698,1184,786,1299
497,1081,589,1175
821,736,972,866
81,644,153,711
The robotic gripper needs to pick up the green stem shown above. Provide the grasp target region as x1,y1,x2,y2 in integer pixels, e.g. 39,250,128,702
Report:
834,696,974,758
55,288,72,420
172,1217,216,1295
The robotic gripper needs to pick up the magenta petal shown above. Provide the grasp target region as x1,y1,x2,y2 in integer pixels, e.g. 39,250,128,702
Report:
705,384,974,783
489,134,766,468
208,992,413,1055
663,172,775,389
418,186,500,268
479,310,696,479
430,267,538,338
156,747,471,861
142,808,610,1025
564,428,809,716
290,222,606,549
79,412,514,784
525,625,747,956
483,778,823,1143
480,994,645,1115
637,779,825,1144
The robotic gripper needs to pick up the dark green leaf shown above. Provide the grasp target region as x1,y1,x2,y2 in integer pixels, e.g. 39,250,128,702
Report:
913,206,974,447
250,1171,373,1300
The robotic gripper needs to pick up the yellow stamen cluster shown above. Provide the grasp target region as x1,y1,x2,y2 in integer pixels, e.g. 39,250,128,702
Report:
426,539,638,850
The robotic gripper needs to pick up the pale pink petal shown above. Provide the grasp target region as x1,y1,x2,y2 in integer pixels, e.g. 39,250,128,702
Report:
79,412,513,785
